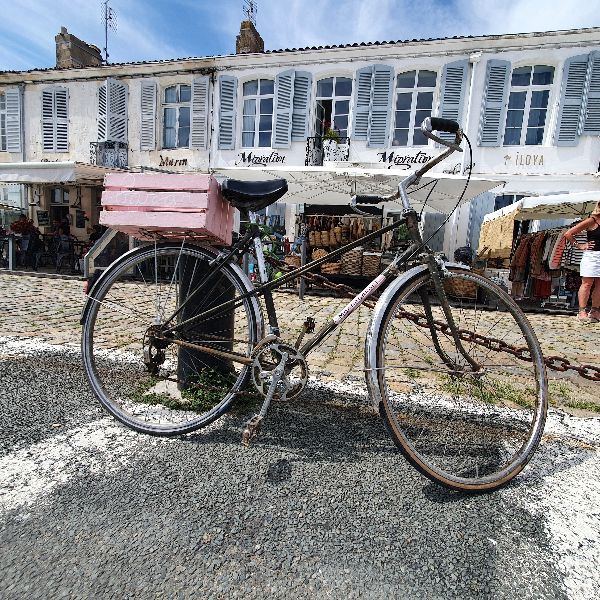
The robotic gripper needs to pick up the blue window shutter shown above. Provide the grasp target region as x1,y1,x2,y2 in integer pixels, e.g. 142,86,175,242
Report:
478,59,510,147
218,75,237,150
42,90,55,151
106,78,127,143
291,71,312,142
190,76,210,149
582,50,600,136
140,80,157,150
273,70,294,148
438,60,468,141
555,54,588,146
97,82,108,142
351,66,373,141
368,64,394,148
5,87,22,153
54,87,69,152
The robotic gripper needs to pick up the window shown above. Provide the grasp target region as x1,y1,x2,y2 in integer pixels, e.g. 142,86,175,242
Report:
314,76,352,137
163,84,190,148
0,93,6,151
493,194,525,212
242,79,274,147
393,70,437,146
49,187,70,225
504,65,554,146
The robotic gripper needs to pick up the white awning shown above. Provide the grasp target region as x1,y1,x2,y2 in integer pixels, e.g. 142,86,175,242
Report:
0,162,121,185
212,165,502,214
482,191,600,224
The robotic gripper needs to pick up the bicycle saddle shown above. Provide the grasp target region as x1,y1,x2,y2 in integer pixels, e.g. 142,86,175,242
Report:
220,178,288,211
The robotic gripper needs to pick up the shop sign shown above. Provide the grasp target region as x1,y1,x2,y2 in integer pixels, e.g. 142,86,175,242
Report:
159,155,188,167
36,210,50,226
503,153,544,167
377,150,434,170
235,151,286,167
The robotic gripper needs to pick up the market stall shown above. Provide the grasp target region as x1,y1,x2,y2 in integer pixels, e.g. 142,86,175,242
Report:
477,191,600,307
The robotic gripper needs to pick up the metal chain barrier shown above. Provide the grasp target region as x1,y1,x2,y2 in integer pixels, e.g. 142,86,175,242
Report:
267,255,600,382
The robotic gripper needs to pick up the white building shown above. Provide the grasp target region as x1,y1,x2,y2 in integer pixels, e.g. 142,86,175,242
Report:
1,22,599,251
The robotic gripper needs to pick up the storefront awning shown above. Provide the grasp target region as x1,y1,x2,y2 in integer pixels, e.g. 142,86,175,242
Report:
212,166,502,214
0,162,121,185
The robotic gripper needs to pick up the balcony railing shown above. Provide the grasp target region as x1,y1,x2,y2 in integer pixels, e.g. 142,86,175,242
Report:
305,136,350,166
90,141,128,169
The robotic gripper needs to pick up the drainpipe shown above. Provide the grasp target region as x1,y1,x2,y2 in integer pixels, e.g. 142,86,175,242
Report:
207,71,216,172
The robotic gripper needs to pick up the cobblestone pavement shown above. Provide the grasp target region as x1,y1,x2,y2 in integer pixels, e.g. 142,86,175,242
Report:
1,271,598,412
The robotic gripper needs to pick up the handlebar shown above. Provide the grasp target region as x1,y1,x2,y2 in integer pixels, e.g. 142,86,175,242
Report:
420,116,463,152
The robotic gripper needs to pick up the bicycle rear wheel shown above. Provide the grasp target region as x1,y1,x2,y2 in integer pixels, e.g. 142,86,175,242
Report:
82,243,263,436
373,268,547,491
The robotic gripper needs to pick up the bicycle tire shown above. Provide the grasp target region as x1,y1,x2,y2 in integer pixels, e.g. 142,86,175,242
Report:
373,268,547,492
82,242,263,436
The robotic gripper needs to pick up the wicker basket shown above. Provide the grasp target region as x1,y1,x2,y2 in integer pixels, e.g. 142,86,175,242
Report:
341,247,363,275
284,254,301,269
321,262,341,275
443,269,485,299
362,252,382,277
312,248,329,261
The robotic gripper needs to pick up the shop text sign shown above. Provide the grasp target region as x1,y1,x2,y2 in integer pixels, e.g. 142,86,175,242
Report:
377,150,434,169
504,152,544,167
159,155,188,167
235,151,286,167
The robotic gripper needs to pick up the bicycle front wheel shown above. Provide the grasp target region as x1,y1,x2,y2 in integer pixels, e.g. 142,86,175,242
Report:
374,268,547,491
82,243,263,436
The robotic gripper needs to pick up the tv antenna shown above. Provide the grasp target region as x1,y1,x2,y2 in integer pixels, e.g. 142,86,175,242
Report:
101,0,117,63
243,0,258,26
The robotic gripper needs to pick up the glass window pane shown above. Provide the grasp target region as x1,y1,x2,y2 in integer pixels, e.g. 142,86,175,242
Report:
179,85,191,102
243,80,258,96
530,90,549,109
0,95,5,110
416,91,433,109
163,127,176,148
395,111,411,128
164,86,177,103
164,107,176,127
412,129,429,146
506,109,524,127
528,108,547,128
417,70,437,88
397,71,416,88
396,92,412,110
179,107,190,127
334,99,350,114
533,65,554,85
414,109,432,127
260,79,274,95
258,131,271,147
392,129,409,146
508,91,526,109
317,78,333,98
243,99,256,115
242,116,255,131
335,77,352,96
242,131,254,147
503,127,521,145
178,127,190,147
260,98,273,114
334,115,348,130
511,67,531,86
525,127,544,145
259,114,272,131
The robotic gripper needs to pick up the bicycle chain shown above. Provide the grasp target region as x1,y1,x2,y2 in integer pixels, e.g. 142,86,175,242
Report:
268,255,600,382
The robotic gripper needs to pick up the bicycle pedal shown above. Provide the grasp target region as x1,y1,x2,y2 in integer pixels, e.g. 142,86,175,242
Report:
242,414,263,447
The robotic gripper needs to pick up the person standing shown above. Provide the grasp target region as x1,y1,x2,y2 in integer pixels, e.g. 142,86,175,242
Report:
564,201,600,322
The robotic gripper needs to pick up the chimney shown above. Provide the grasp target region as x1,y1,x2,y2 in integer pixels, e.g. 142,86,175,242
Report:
55,27,103,69
236,20,264,54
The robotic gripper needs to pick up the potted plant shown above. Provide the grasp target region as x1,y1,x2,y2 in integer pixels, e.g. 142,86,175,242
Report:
322,128,347,162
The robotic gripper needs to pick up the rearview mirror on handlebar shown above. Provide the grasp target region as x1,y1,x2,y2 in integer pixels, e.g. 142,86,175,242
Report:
421,117,463,152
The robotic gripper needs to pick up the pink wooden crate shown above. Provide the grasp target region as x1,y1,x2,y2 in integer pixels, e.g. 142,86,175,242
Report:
100,173,233,245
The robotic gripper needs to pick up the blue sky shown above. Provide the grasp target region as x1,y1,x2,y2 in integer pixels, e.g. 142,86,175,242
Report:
1,0,599,71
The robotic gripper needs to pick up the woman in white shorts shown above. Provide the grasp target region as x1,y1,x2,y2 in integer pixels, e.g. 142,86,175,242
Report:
564,201,600,322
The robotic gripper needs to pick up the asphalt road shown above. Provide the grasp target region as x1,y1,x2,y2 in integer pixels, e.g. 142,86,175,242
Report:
1,335,599,600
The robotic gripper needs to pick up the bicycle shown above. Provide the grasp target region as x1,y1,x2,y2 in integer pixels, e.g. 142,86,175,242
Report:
81,118,548,492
